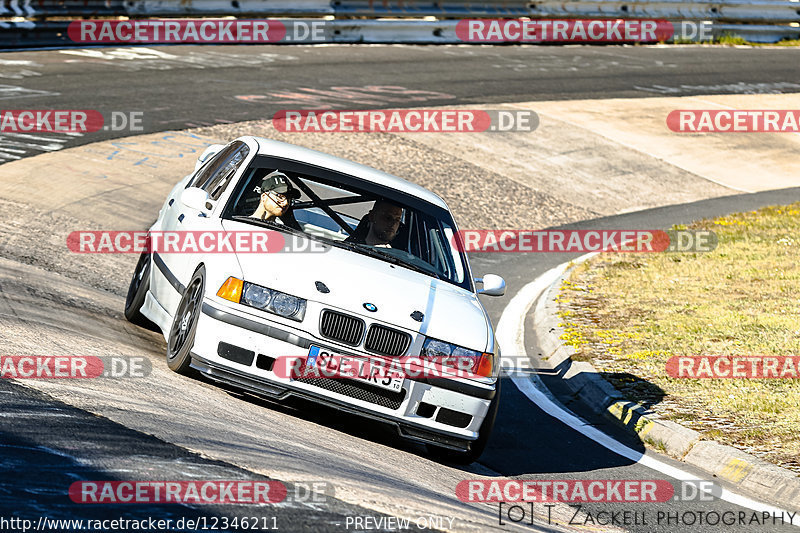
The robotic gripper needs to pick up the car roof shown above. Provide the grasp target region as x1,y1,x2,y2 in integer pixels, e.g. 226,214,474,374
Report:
248,136,449,210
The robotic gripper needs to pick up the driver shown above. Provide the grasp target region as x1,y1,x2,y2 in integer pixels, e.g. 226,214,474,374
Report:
347,200,403,247
250,171,301,229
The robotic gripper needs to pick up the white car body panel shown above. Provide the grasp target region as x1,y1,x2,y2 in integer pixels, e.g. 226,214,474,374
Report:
137,135,500,452
225,219,489,352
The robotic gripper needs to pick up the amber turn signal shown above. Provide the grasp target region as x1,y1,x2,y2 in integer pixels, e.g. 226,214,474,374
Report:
217,276,244,303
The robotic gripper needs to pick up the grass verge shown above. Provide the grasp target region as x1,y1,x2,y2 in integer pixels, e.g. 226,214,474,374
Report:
559,203,800,471
672,34,800,47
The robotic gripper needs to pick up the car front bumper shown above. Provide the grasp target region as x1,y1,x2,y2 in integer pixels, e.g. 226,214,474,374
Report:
191,299,496,450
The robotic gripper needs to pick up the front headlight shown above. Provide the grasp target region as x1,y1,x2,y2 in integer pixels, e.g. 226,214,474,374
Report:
218,277,306,322
271,292,302,317
420,337,495,381
242,283,272,309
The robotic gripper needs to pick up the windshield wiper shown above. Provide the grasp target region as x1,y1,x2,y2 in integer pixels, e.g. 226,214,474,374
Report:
229,215,307,239
327,239,386,259
336,242,442,280
373,249,442,280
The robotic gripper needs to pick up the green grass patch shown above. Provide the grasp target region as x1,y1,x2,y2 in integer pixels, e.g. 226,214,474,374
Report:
671,34,800,47
560,203,800,469
715,33,750,46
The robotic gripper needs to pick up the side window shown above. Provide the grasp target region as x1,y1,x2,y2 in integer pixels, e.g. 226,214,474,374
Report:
189,141,250,200
442,226,465,282
428,228,449,276
189,142,237,188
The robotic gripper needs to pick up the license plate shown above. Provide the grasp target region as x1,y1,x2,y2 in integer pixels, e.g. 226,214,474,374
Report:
304,346,404,393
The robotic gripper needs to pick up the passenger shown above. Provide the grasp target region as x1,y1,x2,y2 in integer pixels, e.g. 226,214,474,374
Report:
250,171,300,229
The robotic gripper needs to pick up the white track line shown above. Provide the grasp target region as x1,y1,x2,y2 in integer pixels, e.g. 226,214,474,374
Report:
496,258,798,524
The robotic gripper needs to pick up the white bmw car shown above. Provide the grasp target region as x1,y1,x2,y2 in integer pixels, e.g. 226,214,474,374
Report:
125,136,506,462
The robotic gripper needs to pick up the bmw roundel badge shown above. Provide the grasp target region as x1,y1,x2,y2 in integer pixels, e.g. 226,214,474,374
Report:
363,303,378,312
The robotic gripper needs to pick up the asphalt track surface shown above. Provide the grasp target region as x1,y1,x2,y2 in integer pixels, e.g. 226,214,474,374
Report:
1,44,799,161
1,44,800,532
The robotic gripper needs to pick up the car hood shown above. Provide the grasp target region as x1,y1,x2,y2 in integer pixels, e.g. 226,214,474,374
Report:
222,220,490,352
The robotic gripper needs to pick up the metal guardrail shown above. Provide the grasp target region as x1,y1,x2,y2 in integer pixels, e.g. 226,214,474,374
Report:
524,0,800,23
3,0,799,21
332,1,533,16
1,1,123,18
3,18,799,48
1,0,799,47
126,1,334,16
0,0,333,17
333,18,800,42
334,0,800,23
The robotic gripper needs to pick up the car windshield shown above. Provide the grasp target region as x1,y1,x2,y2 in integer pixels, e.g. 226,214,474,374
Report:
222,157,471,290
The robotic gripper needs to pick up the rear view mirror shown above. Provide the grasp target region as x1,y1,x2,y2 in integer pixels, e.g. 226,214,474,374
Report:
181,187,212,213
475,274,506,296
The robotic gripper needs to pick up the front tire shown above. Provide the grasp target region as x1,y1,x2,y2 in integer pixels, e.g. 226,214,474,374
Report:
427,379,501,464
124,251,156,329
166,266,205,375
